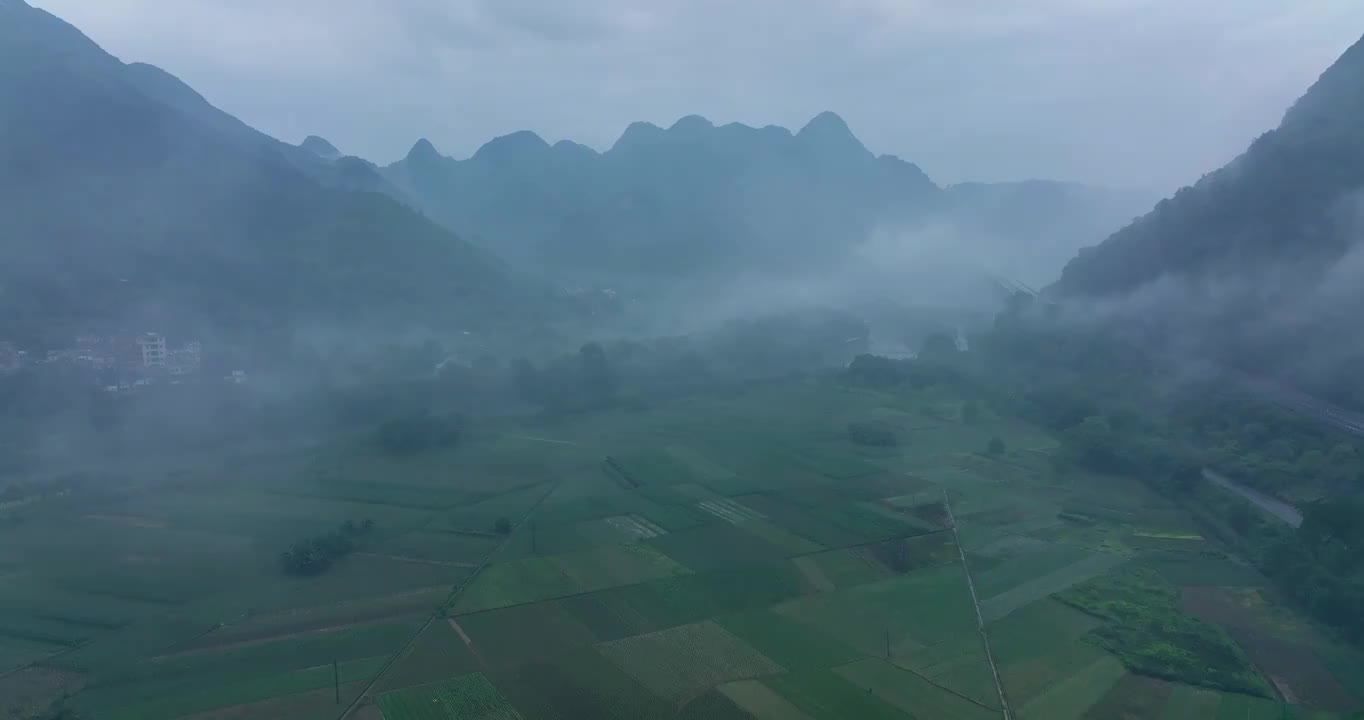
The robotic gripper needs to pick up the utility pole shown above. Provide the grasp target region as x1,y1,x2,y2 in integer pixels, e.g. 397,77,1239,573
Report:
885,628,891,660
531,521,537,555
334,659,340,704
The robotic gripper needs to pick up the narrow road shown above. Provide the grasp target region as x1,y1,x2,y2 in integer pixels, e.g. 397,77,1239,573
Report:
1203,469,1303,528
1230,371,1364,438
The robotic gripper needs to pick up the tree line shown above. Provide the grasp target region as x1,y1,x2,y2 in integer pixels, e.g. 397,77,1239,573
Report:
280,519,374,576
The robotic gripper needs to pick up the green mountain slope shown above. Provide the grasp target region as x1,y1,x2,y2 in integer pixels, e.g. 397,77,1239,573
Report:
0,0,528,346
1055,35,1364,296
1050,33,1364,409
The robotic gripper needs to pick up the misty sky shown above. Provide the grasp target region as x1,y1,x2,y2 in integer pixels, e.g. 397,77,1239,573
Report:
30,0,1364,193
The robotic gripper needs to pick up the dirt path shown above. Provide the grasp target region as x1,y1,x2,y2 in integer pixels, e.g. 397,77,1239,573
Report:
944,490,1012,720
338,481,560,719
446,618,489,668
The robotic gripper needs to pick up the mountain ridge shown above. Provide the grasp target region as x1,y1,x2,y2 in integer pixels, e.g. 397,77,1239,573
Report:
376,111,1143,287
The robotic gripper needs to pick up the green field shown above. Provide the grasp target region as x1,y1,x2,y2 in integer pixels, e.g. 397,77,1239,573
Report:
2,378,1360,719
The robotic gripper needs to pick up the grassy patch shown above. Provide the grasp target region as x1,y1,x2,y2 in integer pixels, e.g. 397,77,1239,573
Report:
1056,567,1271,697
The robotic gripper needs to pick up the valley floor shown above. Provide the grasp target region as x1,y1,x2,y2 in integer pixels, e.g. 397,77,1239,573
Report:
1,378,1360,719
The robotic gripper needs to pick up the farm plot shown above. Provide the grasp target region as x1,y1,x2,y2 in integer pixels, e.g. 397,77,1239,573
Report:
377,530,500,566
647,521,791,572
454,543,689,614
174,681,369,720
106,617,421,687
597,620,784,704
182,586,448,654
1149,552,1266,588
970,541,1090,595
446,484,554,534
1180,587,1360,713
74,655,389,720
550,542,688,590
527,490,708,534
737,494,926,548
254,554,473,613
376,620,481,692
834,658,1001,720
585,562,813,636
454,601,599,668
978,551,1127,622
988,599,1103,667
761,669,911,720
717,679,817,720
607,450,698,487
450,558,579,614
995,637,1114,707
775,563,980,662
1081,674,1176,720
487,646,671,720
1015,654,1126,720
793,548,891,591
0,634,69,672
853,531,959,575
553,593,638,642
716,609,862,671
675,688,759,719
377,673,523,720
665,445,738,484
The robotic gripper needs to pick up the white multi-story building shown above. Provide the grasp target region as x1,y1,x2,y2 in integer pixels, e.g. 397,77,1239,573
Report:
138,333,167,368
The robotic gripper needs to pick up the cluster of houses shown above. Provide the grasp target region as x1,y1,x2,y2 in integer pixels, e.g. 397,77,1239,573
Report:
0,333,228,389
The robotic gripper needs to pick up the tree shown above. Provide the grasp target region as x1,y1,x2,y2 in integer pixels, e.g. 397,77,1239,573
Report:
493,517,513,535
988,437,1007,455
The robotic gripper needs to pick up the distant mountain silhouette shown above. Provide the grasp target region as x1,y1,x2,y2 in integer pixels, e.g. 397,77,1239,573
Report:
381,113,1146,285
300,135,342,160
0,0,527,345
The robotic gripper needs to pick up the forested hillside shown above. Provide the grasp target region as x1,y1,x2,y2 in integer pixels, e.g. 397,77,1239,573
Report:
0,0,533,347
1052,33,1364,410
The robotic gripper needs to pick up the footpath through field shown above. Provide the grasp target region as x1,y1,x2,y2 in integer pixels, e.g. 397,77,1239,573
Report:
335,481,561,720
944,490,1012,720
